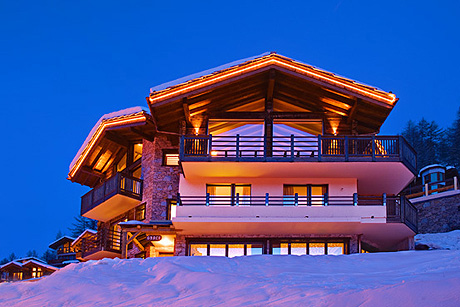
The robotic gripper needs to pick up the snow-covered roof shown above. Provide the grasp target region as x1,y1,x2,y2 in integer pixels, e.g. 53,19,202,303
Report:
14,257,46,264
150,52,270,93
69,106,149,172
0,261,23,270
49,236,76,250
71,229,97,246
149,52,392,104
419,164,446,176
22,260,59,271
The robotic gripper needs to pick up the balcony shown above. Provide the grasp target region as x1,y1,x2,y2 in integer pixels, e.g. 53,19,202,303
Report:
173,194,417,250
179,135,416,195
81,172,143,222
76,228,122,260
403,176,459,199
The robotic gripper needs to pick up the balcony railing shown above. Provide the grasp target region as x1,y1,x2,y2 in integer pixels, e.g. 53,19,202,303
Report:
177,193,418,233
81,172,143,216
402,177,459,199
180,135,417,174
78,228,122,259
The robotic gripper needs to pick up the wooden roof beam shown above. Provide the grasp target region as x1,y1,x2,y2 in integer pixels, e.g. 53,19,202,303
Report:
105,131,130,148
347,98,360,124
130,127,155,142
266,69,276,102
182,97,192,125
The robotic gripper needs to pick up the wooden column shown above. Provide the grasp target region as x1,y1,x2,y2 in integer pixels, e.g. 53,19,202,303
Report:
264,69,275,157
121,230,128,259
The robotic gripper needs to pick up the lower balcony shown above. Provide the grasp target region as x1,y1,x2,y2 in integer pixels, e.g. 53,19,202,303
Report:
77,228,122,261
81,172,143,222
173,194,417,251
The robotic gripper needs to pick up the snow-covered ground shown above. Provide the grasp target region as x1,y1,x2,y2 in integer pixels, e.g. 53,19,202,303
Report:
1,233,460,307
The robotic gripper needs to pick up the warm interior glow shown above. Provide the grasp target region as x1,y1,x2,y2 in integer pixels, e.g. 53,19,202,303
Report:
210,151,218,156
149,55,396,105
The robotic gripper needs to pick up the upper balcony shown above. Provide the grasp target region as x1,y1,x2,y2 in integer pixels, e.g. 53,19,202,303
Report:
179,134,416,194
81,172,143,222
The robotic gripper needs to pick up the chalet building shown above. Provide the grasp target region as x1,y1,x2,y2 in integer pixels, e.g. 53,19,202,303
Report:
0,257,58,282
48,236,79,267
68,53,418,259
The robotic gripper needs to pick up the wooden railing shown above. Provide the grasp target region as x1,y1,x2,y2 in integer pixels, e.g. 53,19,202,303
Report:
180,135,417,174
402,177,459,199
80,228,122,258
81,172,143,216
177,193,418,233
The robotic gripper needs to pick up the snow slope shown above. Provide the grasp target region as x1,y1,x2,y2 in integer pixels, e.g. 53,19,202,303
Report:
1,250,460,307
415,230,460,250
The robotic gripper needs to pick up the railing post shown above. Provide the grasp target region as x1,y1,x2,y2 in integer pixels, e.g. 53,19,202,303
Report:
382,193,386,206
294,193,298,206
400,195,405,223
265,193,269,206
353,193,358,206
236,134,240,161
208,134,213,159
454,176,458,190
324,192,329,206
206,193,210,206
263,136,267,159
291,134,295,160
424,183,429,196
317,135,322,162
180,135,185,158
235,193,240,207
176,193,181,206
344,136,349,162
372,135,376,162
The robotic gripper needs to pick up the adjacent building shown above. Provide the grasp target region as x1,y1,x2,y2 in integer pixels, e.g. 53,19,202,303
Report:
0,257,58,282
68,53,418,259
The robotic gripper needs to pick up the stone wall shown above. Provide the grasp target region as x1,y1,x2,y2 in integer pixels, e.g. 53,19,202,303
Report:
141,135,181,221
413,192,460,233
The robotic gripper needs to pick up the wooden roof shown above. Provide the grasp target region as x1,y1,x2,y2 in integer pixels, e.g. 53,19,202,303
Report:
147,53,398,135
68,109,155,187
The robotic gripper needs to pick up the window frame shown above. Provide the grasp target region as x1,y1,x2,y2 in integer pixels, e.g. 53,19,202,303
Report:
162,149,180,166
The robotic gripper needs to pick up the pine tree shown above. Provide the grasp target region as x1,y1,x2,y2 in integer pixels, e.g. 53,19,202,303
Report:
68,216,98,237
55,230,64,240
442,107,460,168
26,250,38,258
402,118,444,171
0,258,9,265
7,252,17,261
41,249,57,264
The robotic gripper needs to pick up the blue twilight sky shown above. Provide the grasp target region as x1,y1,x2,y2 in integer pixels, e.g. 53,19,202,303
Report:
0,1,459,259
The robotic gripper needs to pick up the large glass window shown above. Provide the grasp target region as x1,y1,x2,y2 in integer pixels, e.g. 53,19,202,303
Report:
206,184,251,205
283,184,328,206
189,242,264,257
271,241,345,256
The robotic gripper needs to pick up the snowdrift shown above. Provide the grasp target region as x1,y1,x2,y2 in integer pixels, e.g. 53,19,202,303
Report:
415,229,460,250
1,249,460,307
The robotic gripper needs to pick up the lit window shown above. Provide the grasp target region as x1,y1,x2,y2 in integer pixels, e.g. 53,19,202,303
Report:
327,243,344,255
135,203,146,221
228,244,245,258
164,153,179,166
209,244,226,257
167,200,177,220
133,143,143,162
309,243,326,255
190,244,207,256
32,267,43,278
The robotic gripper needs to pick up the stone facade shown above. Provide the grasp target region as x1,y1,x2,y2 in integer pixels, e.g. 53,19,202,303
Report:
141,135,181,221
413,192,460,233
174,234,360,256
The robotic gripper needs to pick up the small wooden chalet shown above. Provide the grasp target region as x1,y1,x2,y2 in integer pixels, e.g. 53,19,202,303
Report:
0,258,58,282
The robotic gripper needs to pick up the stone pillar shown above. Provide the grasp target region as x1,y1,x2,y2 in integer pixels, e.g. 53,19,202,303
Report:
174,235,187,256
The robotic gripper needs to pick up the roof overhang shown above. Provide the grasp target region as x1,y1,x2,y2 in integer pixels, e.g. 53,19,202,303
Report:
148,53,397,107
68,108,154,186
